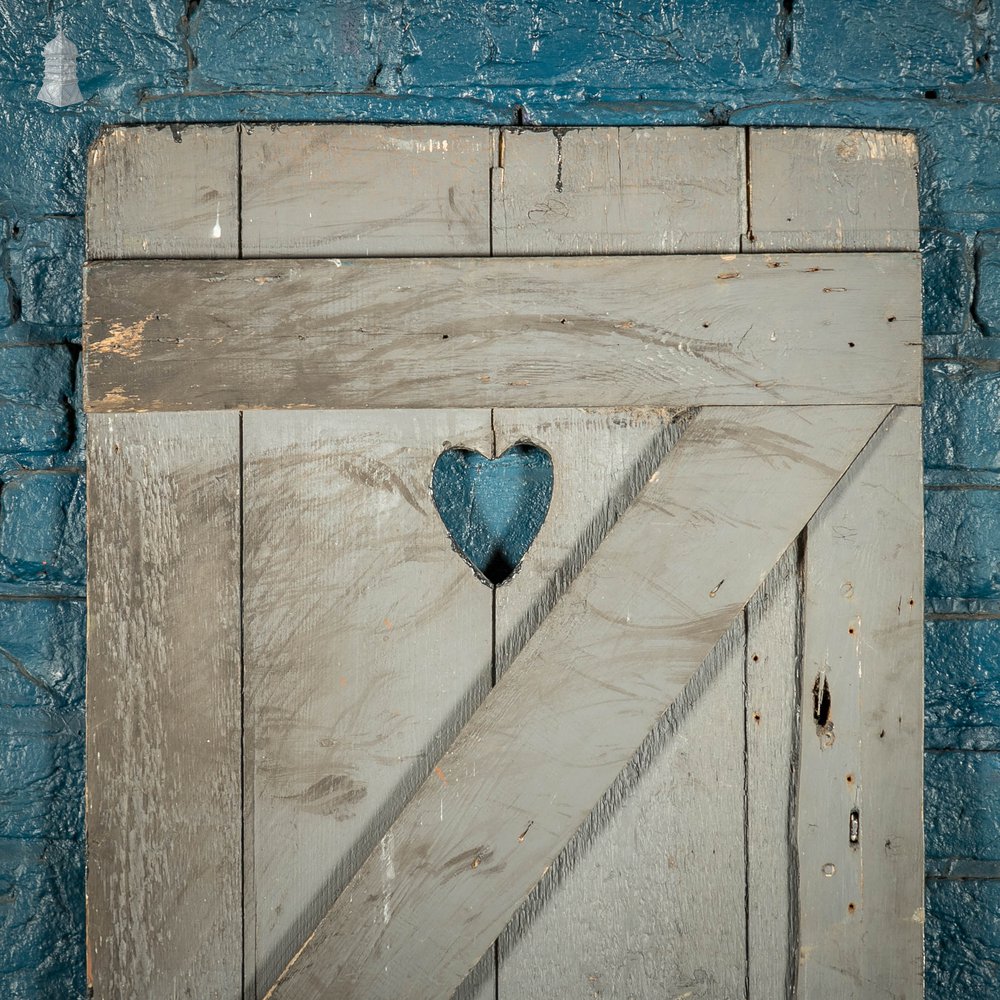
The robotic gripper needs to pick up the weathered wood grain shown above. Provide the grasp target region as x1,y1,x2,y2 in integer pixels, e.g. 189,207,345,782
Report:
745,543,801,998
492,408,745,998
262,404,888,1000
492,127,745,254
749,129,919,252
243,411,494,996
86,125,240,259
83,253,921,412
241,125,491,257
797,405,923,998
86,412,241,999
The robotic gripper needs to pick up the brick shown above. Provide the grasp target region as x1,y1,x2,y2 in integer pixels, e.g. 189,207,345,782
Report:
926,751,1000,862
0,106,90,218
974,231,1000,337
0,840,85,993
0,600,85,709
403,1,780,95
791,0,975,93
924,361,1000,473
0,345,72,457
926,879,1000,1000
925,489,1000,605
0,723,83,840
926,619,1000,750
7,218,83,328
921,106,1000,228
922,229,973,336
0,472,85,586
190,0,376,92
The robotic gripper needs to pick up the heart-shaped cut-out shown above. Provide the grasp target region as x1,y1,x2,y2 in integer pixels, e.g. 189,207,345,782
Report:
432,444,553,585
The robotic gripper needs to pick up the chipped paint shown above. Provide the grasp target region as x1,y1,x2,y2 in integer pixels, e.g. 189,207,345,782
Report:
88,314,156,359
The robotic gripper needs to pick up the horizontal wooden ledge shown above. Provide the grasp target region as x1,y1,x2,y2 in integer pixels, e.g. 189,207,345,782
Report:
83,253,921,412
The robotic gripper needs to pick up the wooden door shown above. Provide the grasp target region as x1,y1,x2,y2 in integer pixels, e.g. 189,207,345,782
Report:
84,124,924,1000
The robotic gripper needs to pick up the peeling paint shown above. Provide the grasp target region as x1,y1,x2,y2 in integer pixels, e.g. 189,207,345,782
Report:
88,315,155,359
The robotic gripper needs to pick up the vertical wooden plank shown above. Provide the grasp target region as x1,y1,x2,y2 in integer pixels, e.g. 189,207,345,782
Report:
797,406,923,997
241,125,492,257
858,407,925,993
492,127,745,254
749,128,919,252
86,125,240,259
241,124,496,998
745,543,801,998
243,410,494,997
495,409,746,998
86,411,242,999
491,127,748,997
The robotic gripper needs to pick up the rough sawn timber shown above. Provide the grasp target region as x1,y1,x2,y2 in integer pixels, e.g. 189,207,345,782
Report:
262,403,888,1000
491,411,746,998
242,410,495,997
82,253,920,412
241,124,492,257
86,412,242,999
492,127,745,254
748,129,919,253
86,125,240,259
797,406,923,998
745,543,802,997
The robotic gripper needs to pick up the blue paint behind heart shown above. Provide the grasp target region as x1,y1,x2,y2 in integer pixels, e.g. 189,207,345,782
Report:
432,444,554,585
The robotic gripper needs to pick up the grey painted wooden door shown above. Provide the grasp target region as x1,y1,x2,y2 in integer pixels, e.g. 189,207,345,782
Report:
84,125,924,1000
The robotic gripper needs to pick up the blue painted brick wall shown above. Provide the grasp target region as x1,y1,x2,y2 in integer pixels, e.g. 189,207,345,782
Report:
0,2,997,996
